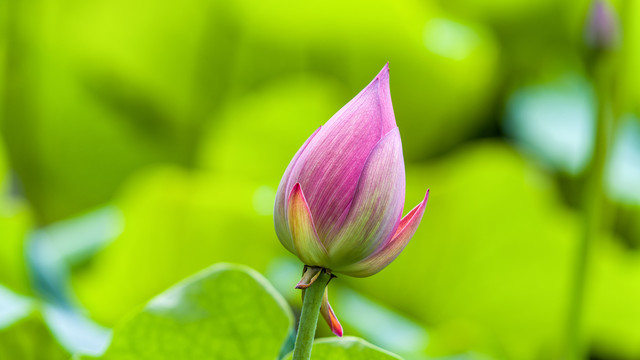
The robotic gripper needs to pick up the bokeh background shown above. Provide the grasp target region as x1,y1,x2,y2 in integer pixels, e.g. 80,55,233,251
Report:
1,0,640,359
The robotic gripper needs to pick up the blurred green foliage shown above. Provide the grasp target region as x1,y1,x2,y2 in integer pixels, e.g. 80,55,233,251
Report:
0,313,68,360
1,0,640,359
72,168,282,324
3,0,499,224
350,142,576,359
0,138,33,295
0,202,32,295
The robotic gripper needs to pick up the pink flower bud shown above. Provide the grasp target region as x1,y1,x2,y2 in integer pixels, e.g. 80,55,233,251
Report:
274,64,428,277
585,0,621,51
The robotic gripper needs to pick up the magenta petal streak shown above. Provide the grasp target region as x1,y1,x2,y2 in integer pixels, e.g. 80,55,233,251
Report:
285,65,396,241
326,128,405,267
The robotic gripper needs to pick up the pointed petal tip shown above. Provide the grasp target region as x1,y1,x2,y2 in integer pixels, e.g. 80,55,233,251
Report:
376,63,390,81
407,189,429,223
290,182,302,196
332,323,344,337
321,287,344,337
373,63,395,134
411,189,429,214
420,189,430,214
327,304,343,337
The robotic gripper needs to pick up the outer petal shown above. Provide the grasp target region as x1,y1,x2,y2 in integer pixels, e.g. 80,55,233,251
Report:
337,190,429,277
326,128,405,268
274,127,322,254
287,183,329,266
320,286,343,337
300,285,343,337
376,63,397,135
285,65,397,241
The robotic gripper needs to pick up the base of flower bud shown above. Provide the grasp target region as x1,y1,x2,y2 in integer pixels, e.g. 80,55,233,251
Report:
292,268,333,360
295,266,324,289
297,266,343,339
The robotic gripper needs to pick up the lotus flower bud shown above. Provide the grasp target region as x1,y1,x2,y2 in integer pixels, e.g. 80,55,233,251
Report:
584,0,621,52
274,64,428,278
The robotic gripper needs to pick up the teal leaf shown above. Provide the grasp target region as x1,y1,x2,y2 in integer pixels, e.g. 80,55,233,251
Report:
42,305,111,357
284,337,403,360
28,206,122,306
0,284,35,329
504,73,596,175
605,115,640,205
98,264,293,360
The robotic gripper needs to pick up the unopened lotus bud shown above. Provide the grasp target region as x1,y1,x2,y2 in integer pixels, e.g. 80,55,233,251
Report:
585,0,621,51
274,64,428,278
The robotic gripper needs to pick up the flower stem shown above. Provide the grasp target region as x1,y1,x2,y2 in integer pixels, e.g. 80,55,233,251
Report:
565,57,614,360
292,269,331,360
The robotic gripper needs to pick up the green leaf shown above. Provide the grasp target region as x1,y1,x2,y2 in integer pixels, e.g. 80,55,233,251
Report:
283,337,402,360
586,235,640,358
98,263,293,360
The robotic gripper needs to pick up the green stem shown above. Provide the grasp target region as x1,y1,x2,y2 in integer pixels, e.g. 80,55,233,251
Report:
565,58,613,360
292,270,331,360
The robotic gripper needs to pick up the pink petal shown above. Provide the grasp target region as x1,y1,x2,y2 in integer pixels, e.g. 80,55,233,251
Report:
325,128,405,268
274,127,322,254
376,63,397,135
337,190,429,277
287,183,329,266
320,286,343,337
285,65,397,241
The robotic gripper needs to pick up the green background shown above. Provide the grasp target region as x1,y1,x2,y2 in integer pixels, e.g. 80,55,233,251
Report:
1,0,640,359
